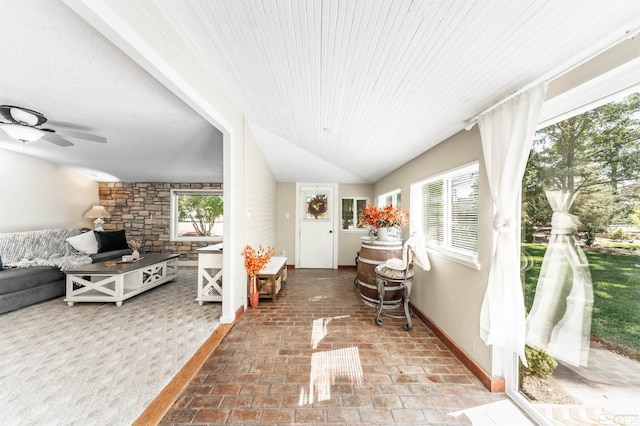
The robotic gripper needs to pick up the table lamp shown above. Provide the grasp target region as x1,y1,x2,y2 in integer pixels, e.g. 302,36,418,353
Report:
84,205,110,229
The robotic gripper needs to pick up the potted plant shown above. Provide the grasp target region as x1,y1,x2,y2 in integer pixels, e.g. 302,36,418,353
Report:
128,240,142,260
358,204,409,240
241,244,275,307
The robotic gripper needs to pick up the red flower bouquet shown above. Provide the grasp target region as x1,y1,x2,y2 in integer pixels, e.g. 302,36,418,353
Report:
241,244,275,276
358,204,408,229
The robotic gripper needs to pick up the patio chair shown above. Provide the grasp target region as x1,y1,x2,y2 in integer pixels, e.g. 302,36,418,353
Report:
373,233,430,331
374,247,415,330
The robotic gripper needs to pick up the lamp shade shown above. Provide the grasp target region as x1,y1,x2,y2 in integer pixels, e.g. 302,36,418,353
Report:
84,205,111,219
0,124,45,142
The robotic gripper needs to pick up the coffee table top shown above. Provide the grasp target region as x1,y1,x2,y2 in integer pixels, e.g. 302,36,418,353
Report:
65,253,179,274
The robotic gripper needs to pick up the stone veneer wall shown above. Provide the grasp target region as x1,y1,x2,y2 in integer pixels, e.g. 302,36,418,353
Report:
98,182,223,261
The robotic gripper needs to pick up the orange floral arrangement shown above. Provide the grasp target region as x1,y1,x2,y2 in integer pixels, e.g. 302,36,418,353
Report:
358,204,408,229
241,244,276,276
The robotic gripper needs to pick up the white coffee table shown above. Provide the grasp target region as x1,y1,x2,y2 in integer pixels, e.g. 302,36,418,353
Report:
196,244,223,305
64,253,179,306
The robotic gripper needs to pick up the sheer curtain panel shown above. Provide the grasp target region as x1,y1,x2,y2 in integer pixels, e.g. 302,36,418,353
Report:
477,82,548,364
526,190,593,367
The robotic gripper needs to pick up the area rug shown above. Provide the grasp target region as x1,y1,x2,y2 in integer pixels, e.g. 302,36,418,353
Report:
0,267,221,425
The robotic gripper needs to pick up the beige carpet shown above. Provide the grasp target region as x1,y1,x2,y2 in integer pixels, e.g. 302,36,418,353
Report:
0,267,221,426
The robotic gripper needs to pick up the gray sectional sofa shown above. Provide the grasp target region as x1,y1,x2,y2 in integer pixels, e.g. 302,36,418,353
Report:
0,228,134,315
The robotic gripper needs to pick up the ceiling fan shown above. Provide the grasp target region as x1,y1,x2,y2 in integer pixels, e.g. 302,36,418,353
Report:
0,105,107,147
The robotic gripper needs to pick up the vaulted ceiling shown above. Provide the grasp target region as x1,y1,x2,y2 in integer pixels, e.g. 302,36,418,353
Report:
2,1,640,184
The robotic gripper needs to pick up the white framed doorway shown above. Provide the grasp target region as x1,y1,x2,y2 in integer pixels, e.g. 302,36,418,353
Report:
295,183,338,269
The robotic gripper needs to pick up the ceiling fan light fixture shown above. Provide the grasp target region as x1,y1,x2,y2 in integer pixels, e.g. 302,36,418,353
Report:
0,124,45,142
10,107,39,126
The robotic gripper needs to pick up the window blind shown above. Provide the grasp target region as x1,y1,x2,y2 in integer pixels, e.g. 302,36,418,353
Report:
423,180,444,246
450,171,479,253
418,164,479,258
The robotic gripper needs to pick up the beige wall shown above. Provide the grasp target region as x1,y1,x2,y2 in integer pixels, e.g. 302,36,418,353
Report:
374,127,494,373
0,150,98,232
276,182,296,264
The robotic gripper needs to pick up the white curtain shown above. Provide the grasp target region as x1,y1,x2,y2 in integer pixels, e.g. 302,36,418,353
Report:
526,190,593,367
478,82,548,364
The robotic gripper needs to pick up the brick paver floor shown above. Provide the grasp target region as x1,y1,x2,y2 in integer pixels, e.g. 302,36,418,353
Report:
159,268,508,425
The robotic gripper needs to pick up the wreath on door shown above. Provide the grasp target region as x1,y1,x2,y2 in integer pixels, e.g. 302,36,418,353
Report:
307,195,327,219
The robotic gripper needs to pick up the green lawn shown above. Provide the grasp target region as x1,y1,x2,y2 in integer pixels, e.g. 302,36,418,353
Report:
522,243,640,359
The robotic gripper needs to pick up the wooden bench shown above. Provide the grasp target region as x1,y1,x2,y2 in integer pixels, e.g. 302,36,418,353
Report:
257,256,287,301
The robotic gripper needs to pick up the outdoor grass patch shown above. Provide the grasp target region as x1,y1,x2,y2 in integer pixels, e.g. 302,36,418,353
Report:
599,242,640,251
522,243,640,358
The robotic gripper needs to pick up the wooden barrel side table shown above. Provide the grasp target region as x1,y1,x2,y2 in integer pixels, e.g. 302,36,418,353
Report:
356,237,402,308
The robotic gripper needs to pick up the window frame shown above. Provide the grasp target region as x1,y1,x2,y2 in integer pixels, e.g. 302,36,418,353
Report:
340,197,370,231
410,161,480,269
378,188,401,207
170,189,224,242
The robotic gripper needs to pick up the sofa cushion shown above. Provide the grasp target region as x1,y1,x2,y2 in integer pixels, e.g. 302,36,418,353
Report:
94,230,128,253
0,280,65,315
66,231,98,255
0,266,65,295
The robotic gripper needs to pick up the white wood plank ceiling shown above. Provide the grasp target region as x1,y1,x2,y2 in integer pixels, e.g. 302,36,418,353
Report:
3,1,640,184
151,0,640,183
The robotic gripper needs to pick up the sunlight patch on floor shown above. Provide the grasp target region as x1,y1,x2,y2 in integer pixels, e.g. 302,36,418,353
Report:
299,346,363,405
299,315,363,405
310,315,349,349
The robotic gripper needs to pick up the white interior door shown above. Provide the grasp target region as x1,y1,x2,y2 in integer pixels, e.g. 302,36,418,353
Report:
298,185,335,268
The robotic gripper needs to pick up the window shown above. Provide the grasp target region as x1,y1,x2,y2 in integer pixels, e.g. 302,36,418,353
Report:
378,189,401,207
411,162,479,267
170,189,223,241
341,197,369,230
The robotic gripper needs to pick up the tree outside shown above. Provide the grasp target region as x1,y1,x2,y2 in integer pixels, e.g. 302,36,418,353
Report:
523,93,640,241
177,194,223,237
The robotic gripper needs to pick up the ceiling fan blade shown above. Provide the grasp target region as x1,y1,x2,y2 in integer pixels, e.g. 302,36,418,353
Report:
53,129,106,143
42,133,74,147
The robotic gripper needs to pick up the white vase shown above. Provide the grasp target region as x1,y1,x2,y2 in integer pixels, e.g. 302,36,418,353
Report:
377,227,389,240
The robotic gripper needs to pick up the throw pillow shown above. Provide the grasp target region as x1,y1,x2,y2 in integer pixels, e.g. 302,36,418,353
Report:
66,231,99,255
94,230,129,253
